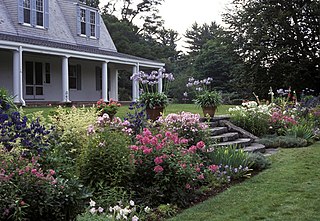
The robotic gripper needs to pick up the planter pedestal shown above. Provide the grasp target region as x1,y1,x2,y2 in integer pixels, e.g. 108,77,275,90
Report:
202,106,217,118
146,106,164,121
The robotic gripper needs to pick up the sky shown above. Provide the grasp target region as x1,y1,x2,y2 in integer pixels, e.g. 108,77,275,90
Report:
99,0,232,51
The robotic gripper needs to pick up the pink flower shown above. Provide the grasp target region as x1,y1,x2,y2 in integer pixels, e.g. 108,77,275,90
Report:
143,128,152,137
197,174,205,180
188,145,197,153
185,183,191,189
31,169,37,174
180,138,189,144
208,164,219,173
130,145,139,151
143,148,153,155
165,131,172,138
156,133,163,139
154,165,164,173
156,144,163,150
154,157,163,165
49,169,55,176
195,167,201,173
18,170,24,175
87,125,95,135
196,141,205,149
150,137,158,146
142,137,150,145
180,163,186,169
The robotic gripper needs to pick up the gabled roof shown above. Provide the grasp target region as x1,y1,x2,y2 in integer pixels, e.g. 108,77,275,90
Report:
0,0,164,67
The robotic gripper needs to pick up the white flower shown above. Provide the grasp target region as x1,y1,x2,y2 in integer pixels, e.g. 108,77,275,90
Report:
144,206,151,213
129,200,135,206
132,215,139,221
89,199,96,207
98,207,104,213
116,214,121,220
89,207,96,214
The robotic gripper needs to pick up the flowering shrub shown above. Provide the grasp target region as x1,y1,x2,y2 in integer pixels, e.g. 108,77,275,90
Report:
0,106,52,155
130,128,206,207
96,99,121,118
228,101,271,136
124,102,147,136
0,150,87,221
269,108,298,134
156,112,209,146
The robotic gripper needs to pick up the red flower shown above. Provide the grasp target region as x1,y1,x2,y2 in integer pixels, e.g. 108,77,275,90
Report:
154,165,164,173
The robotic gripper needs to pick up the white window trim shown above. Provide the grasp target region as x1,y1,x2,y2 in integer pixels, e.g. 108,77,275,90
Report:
78,7,98,38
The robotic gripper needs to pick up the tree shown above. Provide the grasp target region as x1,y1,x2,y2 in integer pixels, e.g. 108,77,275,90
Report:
224,0,320,96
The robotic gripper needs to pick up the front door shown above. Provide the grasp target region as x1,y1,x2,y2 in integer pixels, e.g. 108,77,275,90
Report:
25,61,44,100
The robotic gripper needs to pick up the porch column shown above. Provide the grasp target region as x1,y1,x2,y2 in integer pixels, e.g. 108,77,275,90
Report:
158,68,163,93
13,49,21,103
109,68,118,101
102,61,108,102
62,56,70,102
132,64,140,101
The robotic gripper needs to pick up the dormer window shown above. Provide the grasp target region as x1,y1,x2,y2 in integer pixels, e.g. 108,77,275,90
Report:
18,0,49,28
77,5,100,38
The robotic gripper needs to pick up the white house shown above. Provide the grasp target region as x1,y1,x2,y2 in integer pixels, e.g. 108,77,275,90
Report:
0,0,164,105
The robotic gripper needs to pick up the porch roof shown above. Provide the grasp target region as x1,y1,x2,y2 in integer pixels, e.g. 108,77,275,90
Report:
0,33,165,68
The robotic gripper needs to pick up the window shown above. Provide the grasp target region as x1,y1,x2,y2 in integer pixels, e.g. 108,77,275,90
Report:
69,65,81,90
80,8,86,35
23,0,31,24
90,11,95,37
45,63,50,84
77,6,100,38
36,0,43,26
18,0,49,28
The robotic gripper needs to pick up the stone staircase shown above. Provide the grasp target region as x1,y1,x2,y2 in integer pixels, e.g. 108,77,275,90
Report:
202,116,266,153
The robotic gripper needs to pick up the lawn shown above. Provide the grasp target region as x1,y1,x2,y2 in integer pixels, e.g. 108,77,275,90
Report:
21,103,234,119
168,142,320,221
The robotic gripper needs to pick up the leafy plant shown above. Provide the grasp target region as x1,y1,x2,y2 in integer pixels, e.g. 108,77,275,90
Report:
194,90,222,107
78,129,134,190
248,152,271,171
260,135,308,148
285,122,314,143
96,99,121,118
139,92,168,109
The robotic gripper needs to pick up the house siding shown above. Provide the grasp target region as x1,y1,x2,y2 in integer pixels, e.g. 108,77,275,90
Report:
0,0,17,34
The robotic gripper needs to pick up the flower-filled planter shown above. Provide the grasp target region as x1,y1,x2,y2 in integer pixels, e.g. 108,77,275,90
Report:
186,77,222,118
131,68,174,121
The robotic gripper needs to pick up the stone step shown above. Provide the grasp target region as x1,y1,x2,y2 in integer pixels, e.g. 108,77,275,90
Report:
211,138,252,148
205,121,219,127
243,143,266,153
211,132,239,142
209,127,228,136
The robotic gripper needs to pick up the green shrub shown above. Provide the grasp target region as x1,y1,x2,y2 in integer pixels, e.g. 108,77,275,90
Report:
260,135,308,148
248,152,271,171
78,130,134,190
49,106,97,159
285,121,314,143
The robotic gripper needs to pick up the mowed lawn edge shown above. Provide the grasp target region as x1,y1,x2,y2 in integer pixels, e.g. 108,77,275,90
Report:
168,142,320,221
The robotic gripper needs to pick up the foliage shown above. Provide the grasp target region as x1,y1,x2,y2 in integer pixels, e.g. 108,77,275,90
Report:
224,0,320,96
285,121,315,143
78,129,134,191
96,99,121,118
139,92,168,109
228,101,271,136
0,88,17,113
259,135,308,148
49,106,97,158
156,112,209,146
248,152,271,171
0,150,88,221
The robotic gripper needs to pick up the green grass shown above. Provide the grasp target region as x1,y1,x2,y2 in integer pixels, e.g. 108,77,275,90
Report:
21,104,234,119
169,142,320,221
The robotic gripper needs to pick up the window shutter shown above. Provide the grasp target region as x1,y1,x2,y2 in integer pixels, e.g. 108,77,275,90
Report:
76,6,81,35
18,0,24,24
85,9,90,37
76,64,81,90
30,0,36,26
44,0,49,28
96,66,102,91
96,11,100,38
